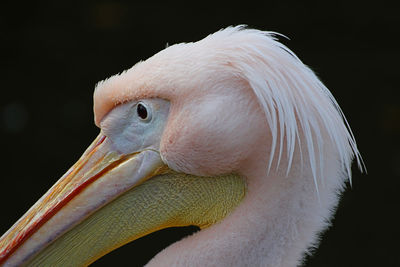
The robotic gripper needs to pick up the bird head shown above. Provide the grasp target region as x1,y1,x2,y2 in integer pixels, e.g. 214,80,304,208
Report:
0,26,360,266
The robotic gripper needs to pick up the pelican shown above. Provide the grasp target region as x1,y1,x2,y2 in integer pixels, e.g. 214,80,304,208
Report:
0,26,362,266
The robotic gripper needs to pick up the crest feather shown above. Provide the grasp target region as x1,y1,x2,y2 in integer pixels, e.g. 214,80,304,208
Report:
94,25,363,192
206,26,363,190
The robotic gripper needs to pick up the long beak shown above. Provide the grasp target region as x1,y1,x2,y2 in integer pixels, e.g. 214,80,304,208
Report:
0,134,246,267
0,134,165,266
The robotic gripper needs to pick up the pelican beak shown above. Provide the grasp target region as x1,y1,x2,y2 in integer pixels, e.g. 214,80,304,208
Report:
0,133,246,266
0,134,165,266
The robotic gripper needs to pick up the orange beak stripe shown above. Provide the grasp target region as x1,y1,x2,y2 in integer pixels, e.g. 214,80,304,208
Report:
0,135,135,264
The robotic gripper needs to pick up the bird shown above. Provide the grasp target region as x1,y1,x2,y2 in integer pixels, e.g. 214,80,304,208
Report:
0,25,362,267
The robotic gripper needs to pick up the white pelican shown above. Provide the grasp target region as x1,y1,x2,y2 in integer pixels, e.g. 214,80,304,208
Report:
0,26,362,267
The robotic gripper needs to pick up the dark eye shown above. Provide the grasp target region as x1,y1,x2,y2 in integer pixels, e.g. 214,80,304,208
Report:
137,103,148,120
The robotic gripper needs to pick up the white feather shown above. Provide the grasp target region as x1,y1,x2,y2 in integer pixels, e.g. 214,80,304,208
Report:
205,26,363,193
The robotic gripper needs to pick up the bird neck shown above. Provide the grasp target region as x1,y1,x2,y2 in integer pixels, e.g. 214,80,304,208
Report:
147,145,346,267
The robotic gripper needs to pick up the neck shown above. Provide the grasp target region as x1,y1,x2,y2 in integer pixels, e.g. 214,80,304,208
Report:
147,144,346,267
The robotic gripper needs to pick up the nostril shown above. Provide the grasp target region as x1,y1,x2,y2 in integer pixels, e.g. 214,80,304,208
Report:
84,135,107,157
96,135,107,146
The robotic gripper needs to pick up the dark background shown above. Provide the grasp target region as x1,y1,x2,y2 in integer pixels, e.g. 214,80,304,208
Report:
1,1,398,266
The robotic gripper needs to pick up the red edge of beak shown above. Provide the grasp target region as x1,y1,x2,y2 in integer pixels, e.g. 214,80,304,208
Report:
0,135,110,264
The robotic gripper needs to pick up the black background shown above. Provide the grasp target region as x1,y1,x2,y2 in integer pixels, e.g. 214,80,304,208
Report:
1,1,399,266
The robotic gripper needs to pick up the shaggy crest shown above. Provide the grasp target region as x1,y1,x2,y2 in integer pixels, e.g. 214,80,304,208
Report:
94,26,363,193
206,26,363,192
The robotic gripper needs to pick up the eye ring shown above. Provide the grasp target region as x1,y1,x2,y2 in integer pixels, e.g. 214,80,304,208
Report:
136,102,150,121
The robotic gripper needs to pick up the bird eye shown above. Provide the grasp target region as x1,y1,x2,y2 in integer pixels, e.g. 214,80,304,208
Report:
136,102,149,121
